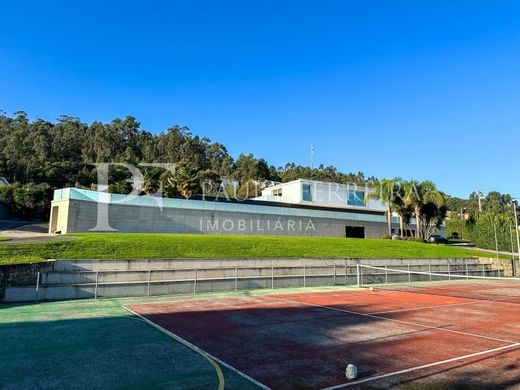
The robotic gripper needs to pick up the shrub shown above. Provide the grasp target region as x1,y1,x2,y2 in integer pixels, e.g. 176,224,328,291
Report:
0,183,52,219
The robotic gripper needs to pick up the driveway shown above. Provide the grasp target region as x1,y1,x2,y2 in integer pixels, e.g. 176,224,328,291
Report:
0,220,75,244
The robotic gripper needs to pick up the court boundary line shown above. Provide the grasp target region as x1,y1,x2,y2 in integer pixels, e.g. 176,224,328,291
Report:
275,296,519,344
123,306,270,390
320,342,520,389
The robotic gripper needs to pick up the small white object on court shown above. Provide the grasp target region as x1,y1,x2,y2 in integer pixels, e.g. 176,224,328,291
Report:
345,363,358,380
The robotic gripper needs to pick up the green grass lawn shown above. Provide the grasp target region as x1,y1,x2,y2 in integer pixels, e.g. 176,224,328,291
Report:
0,233,504,265
0,236,11,241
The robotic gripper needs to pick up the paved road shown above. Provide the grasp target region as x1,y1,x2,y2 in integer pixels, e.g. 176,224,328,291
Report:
0,220,75,244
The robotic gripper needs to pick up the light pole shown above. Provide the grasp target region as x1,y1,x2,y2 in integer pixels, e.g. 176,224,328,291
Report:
512,199,520,277
493,224,499,259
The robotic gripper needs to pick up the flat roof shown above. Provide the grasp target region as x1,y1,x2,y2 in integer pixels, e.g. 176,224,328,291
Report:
266,178,371,190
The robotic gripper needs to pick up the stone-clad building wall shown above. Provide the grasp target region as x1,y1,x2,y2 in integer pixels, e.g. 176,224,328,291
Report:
53,198,392,238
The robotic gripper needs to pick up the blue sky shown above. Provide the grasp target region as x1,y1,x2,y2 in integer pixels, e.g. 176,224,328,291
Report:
1,1,519,198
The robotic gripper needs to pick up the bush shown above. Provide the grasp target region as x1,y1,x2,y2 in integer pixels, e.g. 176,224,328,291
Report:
0,183,52,219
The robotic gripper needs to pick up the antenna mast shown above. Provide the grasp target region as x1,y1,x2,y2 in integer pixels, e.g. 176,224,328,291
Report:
310,144,315,169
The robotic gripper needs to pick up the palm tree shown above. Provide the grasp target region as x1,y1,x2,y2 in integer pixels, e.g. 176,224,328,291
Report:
403,180,444,239
392,182,413,238
369,178,400,237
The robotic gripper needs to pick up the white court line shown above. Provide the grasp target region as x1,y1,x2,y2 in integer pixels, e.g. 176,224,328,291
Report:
321,342,520,389
123,306,271,390
273,297,519,345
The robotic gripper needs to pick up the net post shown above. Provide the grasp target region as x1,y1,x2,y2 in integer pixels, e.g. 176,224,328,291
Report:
271,266,274,289
235,266,238,291
193,268,197,294
147,269,151,296
333,265,336,285
303,265,306,287
94,271,99,299
35,271,40,303
356,264,361,287
384,265,388,284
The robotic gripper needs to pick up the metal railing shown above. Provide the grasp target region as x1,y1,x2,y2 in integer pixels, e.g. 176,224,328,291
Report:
29,262,501,301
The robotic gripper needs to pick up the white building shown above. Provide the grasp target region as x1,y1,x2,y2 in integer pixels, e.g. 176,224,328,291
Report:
255,179,385,211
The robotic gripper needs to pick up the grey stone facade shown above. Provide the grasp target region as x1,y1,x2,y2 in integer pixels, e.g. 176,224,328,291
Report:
53,198,394,238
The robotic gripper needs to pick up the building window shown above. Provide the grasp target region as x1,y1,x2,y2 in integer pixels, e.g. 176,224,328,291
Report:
272,189,282,196
302,184,312,201
347,191,365,206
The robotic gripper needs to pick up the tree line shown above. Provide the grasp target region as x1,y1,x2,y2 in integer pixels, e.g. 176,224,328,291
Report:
0,111,367,217
445,192,519,254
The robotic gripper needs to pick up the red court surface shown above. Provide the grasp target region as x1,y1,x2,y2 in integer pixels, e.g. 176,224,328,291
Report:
127,288,520,389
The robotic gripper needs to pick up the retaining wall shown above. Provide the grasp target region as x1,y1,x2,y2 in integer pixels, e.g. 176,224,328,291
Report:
1,257,497,302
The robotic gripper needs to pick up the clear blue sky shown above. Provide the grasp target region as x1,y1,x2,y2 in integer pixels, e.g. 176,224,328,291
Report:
1,1,519,198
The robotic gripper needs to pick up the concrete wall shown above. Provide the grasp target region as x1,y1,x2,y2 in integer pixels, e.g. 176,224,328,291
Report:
53,257,484,272
0,261,55,301
49,199,70,233
52,198,395,237
2,257,491,302
478,257,520,277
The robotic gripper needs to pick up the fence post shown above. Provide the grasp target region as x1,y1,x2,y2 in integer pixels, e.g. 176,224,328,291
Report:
429,264,432,282
94,271,99,299
193,268,197,294
448,264,451,280
271,266,274,289
35,271,40,303
333,265,336,285
385,265,388,285
356,264,361,287
344,263,348,285
303,265,306,287
498,268,501,278
235,267,238,291
465,263,469,279
482,263,485,277
147,270,151,296
408,264,411,283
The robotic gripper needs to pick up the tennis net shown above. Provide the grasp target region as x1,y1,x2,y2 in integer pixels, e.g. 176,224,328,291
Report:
357,264,520,304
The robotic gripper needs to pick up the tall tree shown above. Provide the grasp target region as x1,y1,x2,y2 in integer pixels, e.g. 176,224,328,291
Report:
404,180,444,239
368,178,400,237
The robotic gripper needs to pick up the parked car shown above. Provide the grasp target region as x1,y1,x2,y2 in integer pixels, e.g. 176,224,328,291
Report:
450,232,460,239
429,234,448,244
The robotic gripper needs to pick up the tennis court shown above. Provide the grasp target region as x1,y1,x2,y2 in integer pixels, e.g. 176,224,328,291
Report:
126,266,520,389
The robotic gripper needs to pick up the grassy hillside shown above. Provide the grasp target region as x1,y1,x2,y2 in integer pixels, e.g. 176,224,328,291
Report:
0,233,500,265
